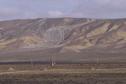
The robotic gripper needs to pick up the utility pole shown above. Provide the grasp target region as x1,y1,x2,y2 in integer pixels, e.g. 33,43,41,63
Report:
96,55,100,69
30,59,34,69
51,56,55,67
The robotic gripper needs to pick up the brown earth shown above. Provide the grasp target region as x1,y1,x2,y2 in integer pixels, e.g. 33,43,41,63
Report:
0,18,126,51
0,18,126,62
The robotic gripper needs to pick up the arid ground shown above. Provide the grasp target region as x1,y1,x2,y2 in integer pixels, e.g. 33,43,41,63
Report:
0,64,125,84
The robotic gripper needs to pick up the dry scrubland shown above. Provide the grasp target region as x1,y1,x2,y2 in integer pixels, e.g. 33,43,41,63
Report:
0,73,126,84
0,64,125,84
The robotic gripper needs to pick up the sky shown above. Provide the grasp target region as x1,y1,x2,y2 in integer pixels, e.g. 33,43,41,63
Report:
0,0,126,20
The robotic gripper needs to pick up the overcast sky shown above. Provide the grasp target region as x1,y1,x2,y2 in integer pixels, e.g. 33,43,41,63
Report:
0,0,126,20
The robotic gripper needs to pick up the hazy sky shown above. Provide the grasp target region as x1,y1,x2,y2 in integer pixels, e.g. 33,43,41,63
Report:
0,0,126,20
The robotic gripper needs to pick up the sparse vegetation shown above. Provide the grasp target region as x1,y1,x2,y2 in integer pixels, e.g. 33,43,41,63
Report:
0,72,126,84
0,64,125,84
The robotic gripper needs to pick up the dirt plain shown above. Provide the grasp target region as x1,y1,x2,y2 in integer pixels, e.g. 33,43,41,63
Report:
0,64,125,84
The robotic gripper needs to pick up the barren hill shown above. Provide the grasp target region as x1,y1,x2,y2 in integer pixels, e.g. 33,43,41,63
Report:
0,18,126,52
0,18,126,63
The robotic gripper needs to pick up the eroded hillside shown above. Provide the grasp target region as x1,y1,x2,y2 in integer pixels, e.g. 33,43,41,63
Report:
0,18,126,53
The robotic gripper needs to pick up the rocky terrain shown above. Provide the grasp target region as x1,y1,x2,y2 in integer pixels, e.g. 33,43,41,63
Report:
0,18,126,62
0,18,126,52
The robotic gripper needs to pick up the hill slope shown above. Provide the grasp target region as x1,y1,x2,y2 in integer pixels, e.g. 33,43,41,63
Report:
0,18,126,53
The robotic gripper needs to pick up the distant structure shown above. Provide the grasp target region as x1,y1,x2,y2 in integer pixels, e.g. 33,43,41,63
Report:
30,59,34,69
51,56,56,67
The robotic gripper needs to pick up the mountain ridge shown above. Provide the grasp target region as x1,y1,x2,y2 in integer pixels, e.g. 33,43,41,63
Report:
0,18,126,53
